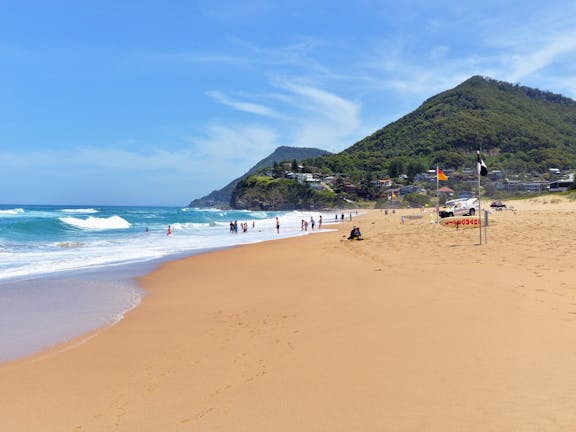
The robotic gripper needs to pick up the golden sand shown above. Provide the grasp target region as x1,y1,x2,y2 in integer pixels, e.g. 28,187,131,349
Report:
2,197,576,431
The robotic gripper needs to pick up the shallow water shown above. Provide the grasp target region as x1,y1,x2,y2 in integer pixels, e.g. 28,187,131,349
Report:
0,204,336,362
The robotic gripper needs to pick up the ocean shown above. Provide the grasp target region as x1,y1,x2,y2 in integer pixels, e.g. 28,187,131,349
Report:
0,204,333,362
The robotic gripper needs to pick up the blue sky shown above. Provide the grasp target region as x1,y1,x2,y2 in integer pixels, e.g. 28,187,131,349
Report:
1,0,575,206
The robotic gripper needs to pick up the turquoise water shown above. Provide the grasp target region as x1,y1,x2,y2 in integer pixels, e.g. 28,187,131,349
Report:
0,205,308,281
0,204,332,362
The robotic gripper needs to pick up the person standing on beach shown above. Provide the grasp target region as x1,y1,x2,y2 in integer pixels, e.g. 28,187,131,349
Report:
318,215,323,229
167,225,172,236
276,217,280,234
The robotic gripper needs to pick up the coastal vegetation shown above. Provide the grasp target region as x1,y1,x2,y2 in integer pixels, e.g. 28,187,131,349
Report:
311,76,576,178
201,76,576,210
230,175,337,210
189,146,330,208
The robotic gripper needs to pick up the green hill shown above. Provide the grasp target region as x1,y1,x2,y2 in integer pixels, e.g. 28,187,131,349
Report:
227,76,576,210
188,146,331,207
312,76,576,176
230,175,338,210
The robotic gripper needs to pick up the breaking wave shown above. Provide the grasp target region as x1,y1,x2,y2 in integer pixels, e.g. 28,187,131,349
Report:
59,216,131,230
61,208,99,214
0,208,25,216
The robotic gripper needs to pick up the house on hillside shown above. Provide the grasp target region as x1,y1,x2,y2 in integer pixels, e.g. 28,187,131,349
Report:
399,185,425,195
372,178,393,189
495,179,549,193
341,181,358,193
549,179,574,192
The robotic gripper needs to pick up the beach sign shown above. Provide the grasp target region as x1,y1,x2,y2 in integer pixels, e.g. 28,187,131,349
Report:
439,215,482,229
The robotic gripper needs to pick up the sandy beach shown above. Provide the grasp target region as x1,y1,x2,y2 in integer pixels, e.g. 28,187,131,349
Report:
2,196,576,431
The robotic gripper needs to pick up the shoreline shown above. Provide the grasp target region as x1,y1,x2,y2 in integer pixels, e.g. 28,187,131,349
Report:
2,201,576,430
0,212,339,364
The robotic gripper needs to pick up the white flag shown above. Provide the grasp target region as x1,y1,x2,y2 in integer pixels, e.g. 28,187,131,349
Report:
477,151,488,177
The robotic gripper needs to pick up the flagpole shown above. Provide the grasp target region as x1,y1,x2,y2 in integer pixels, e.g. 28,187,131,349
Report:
477,150,482,245
436,165,439,224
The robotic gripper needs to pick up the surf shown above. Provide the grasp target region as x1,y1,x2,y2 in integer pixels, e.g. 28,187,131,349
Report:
59,215,131,230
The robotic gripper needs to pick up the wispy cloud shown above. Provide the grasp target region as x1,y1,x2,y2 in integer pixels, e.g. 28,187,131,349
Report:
341,3,576,101
133,51,256,66
485,22,576,86
187,123,279,172
359,49,474,99
0,147,199,174
133,34,328,76
206,90,287,119
279,81,359,127
271,80,362,151
0,135,278,203
204,78,364,153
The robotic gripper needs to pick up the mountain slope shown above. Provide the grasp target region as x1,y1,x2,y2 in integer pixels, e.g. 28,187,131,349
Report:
189,146,331,207
207,76,576,210
342,75,576,171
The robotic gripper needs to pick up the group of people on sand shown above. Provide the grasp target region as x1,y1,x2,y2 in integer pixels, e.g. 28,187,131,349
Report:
336,211,357,221
166,213,334,238
226,214,325,236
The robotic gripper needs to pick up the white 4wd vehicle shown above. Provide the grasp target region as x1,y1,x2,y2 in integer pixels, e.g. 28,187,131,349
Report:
439,198,479,218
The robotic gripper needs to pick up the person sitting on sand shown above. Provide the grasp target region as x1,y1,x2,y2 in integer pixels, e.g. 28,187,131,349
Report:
348,226,363,240
348,227,356,239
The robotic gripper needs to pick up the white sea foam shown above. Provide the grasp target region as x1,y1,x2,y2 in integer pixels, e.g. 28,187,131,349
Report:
171,222,214,230
0,206,347,364
248,211,269,218
190,207,225,212
0,208,336,283
61,208,99,214
60,215,131,230
0,208,25,216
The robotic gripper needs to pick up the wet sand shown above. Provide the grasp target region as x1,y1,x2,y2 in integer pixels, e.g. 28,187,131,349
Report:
2,196,576,431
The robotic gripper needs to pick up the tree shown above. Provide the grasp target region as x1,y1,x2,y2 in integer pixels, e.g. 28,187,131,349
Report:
404,192,430,207
291,159,299,172
272,161,283,178
433,151,465,169
406,160,427,182
359,172,377,200
388,158,404,179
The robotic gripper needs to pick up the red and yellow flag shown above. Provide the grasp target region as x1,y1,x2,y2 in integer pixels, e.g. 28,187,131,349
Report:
437,168,448,181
